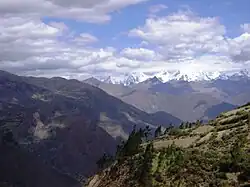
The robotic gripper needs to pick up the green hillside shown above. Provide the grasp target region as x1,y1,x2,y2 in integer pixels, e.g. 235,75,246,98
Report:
86,103,250,187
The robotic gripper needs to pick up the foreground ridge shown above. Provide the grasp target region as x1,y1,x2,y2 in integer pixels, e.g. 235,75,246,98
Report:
87,103,250,187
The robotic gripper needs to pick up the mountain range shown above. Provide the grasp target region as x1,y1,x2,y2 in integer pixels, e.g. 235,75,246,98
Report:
0,70,180,186
85,71,250,122
98,69,250,86
1,69,250,186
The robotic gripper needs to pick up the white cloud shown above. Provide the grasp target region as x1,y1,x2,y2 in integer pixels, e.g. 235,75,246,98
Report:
120,48,163,61
230,33,250,62
129,11,227,57
48,21,68,31
0,0,148,23
241,23,250,33
73,33,99,45
149,4,168,14
128,11,250,71
0,16,118,78
0,3,250,80
0,0,154,79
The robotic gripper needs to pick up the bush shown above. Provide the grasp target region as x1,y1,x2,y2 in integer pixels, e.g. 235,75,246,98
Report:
96,153,114,170
116,126,151,158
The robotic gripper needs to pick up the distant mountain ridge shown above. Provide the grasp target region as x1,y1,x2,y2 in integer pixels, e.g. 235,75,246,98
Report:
94,69,250,86
84,74,250,122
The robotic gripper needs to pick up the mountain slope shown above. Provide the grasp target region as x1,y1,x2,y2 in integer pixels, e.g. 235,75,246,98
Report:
84,75,250,122
0,70,181,180
0,143,81,187
84,78,229,122
204,102,238,119
87,103,250,187
23,74,181,134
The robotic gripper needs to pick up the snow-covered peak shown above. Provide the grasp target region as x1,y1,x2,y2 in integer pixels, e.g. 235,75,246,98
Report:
233,69,250,77
102,72,151,86
103,76,124,85
218,69,250,80
155,70,221,82
99,69,250,85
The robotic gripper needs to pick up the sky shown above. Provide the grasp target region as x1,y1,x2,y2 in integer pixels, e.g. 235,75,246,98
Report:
0,0,250,80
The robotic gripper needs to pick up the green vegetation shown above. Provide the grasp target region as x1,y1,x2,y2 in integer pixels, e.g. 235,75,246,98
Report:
96,153,114,170
90,104,250,187
116,125,151,158
154,126,162,138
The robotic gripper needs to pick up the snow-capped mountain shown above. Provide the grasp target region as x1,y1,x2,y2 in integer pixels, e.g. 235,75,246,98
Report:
99,69,250,85
217,70,250,80
155,70,221,82
102,72,150,86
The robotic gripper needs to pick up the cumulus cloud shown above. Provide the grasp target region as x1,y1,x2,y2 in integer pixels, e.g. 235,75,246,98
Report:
128,11,250,71
0,0,148,23
0,0,152,79
120,48,163,61
149,4,168,14
129,11,227,57
0,1,250,79
0,16,118,78
48,21,68,31
73,33,99,45
230,33,250,62
241,23,250,33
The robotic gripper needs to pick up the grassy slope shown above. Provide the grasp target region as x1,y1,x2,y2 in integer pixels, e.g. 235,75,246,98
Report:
87,103,250,187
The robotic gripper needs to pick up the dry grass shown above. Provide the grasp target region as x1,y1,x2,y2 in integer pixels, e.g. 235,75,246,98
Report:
196,132,213,144
191,125,214,134
222,107,248,117
153,136,199,149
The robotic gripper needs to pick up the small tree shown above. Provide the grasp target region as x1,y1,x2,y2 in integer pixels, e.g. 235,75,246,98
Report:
179,122,185,129
164,124,174,134
137,142,154,187
188,122,193,129
144,125,152,141
196,120,202,126
154,126,162,137
116,126,151,159
96,153,114,170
